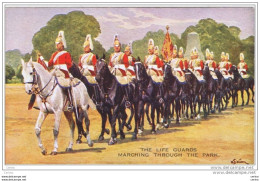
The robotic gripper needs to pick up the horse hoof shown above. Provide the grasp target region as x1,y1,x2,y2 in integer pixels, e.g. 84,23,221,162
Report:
41,150,47,155
88,141,94,147
76,139,82,144
151,130,156,134
164,124,169,128
108,138,117,145
132,134,137,140
105,129,110,135
65,148,73,152
98,135,104,141
156,124,161,130
126,124,132,131
176,121,180,125
120,133,125,140
50,151,57,155
211,110,215,114
159,98,164,104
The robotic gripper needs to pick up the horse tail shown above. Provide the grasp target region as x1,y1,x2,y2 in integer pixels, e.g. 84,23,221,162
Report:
85,87,96,110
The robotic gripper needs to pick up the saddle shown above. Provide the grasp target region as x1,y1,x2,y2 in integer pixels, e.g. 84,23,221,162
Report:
54,69,81,88
172,70,186,83
210,71,218,80
147,68,163,83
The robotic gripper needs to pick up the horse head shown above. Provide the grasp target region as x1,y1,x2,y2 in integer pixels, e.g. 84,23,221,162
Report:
133,58,147,82
21,57,36,94
229,65,238,75
95,58,110,83
163,63,173,79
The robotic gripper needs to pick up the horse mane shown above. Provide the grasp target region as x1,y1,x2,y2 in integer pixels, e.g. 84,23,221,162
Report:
32,62,53,80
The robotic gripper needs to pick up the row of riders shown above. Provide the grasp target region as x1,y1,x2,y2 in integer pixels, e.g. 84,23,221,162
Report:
21,30,254,155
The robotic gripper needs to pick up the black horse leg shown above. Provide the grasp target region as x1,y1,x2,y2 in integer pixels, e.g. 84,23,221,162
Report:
132,102,139,140
119,109,127,139
241,90,244,106
98,109,108,141
125,105,134,131
76,108,85,144
108,106,118,145
145,103,151,125
250,86,254,103
150,103,156,134
175,98,180,124
246,89,250,105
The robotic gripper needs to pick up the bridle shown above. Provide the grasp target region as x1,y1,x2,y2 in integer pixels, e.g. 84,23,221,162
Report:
24,64,56,97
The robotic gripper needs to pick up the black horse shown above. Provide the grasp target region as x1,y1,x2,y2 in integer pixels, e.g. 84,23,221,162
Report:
69,63,110,143
203,65,218,114
132,62,164,139
229,65,254,106
214,68,232,110
95,59,131,145
161,63,182,127
183,69,207,118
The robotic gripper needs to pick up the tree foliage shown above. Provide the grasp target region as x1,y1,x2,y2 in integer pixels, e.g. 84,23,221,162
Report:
5,49,22,72
32,11,105,63
5,65,15,82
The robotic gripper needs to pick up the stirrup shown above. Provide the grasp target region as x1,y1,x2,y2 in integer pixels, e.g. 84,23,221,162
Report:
125,101,131,108
67,105,74,111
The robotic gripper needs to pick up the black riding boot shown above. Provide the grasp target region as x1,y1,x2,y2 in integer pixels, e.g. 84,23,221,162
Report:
67,87,74,111
124,86,131,108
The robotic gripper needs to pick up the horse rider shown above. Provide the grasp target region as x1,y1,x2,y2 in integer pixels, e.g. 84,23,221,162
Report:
78,34,97,83
205,49,217,78
170,45,185,80
144,38,163,82
218,52,228,75
188,47,204,80
154,45,164,76
125,42,135,80
48,30,74,110
108,34,131,107
237,53,248,76
225,53,233,78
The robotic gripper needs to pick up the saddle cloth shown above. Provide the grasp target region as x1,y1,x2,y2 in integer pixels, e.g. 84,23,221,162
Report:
172,70,186,83
210,71,218,80
55,69,81,87
147,69,163,83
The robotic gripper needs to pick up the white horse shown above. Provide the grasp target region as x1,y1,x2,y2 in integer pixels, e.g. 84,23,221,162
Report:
21,58,96,155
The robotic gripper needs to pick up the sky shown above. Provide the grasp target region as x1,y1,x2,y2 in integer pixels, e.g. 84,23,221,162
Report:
5,6,255,54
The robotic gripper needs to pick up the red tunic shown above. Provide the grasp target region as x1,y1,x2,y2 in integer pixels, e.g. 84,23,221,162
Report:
78,53,97,76
48,51,73,78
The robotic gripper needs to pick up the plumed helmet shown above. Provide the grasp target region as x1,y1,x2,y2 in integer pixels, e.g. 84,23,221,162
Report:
148,38,154,50
55,30,67,48
83,34,94,50
114,34,120,47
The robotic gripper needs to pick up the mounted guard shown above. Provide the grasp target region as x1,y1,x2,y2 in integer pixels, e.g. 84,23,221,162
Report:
154,45,164,76
109,34,131,106
169,45,186,82
237,53,249,79
188,47,204,81
78,34,97,84
205,49,217,80
144,38,163,82
125,42,136,81
48,30,76,111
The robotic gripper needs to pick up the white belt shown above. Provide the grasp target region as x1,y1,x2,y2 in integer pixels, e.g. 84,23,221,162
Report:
114,64,126,71
54,64,68,71
239,69,246,72
194,67,201,70
220,68,226,72
148,65,158,70
127,66,134,72
209,67,214,71
174,67,181,71
83,65,94,71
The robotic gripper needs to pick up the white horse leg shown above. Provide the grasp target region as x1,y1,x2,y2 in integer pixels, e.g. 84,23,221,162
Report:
51,110,62,155
63,111,75,151
35,111,48,155
83,108,94,147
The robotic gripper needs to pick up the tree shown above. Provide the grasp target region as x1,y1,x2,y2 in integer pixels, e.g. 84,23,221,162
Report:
32,11,105,63
5,49,22,72
5,65,15,82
